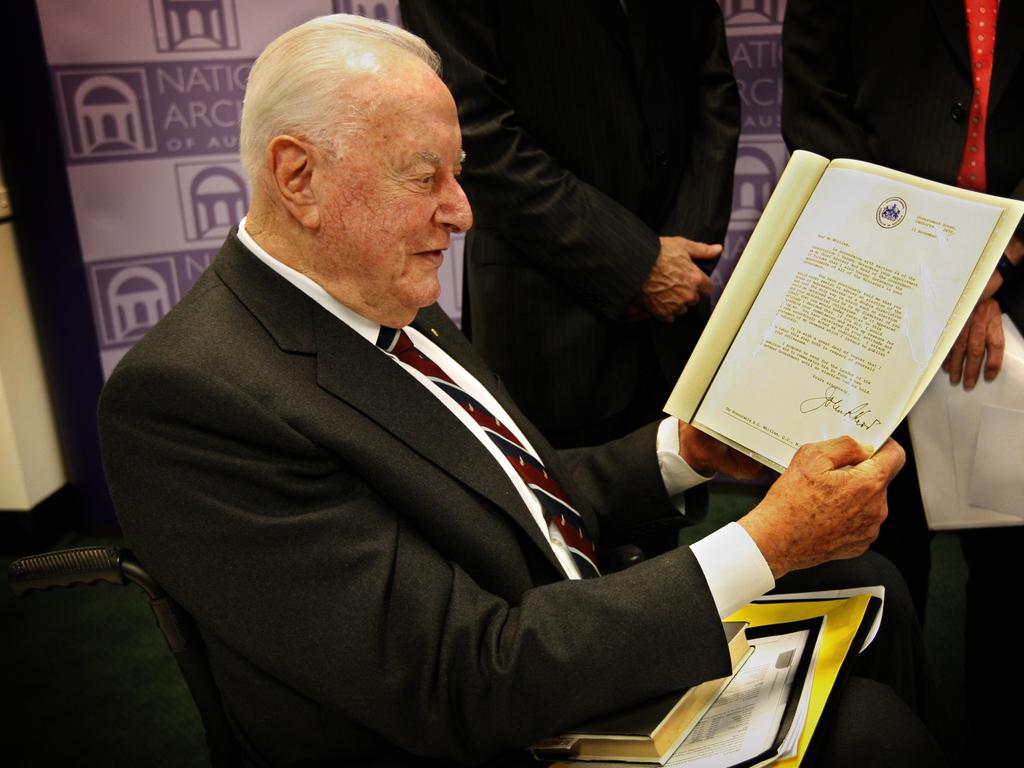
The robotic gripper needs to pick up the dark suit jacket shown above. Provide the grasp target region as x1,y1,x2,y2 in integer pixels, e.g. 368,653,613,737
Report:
781,0,1024,329
399,0,739,433
97,233,731,766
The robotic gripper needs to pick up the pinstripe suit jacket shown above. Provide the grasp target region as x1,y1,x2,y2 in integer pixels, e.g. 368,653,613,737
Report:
400,0,740,433
781,0,1024,329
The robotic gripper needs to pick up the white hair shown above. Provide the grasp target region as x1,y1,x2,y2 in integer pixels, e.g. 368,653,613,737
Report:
239,14,441,187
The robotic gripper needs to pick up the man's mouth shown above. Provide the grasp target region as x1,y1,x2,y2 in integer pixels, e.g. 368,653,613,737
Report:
417,247,447,263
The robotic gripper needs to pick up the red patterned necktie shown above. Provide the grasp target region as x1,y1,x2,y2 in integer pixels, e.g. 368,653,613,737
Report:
377,327,601,578
956,0,1000,192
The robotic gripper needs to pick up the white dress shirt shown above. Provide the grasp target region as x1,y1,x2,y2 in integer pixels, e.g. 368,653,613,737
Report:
237,219,774,616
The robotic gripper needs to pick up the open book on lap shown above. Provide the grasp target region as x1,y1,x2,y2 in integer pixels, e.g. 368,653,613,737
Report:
530,622,750,764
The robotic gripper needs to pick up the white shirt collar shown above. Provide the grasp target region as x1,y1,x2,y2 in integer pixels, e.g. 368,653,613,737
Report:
236,216,381,346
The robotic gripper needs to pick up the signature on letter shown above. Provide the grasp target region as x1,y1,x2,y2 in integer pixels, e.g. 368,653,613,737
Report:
799,384,882,430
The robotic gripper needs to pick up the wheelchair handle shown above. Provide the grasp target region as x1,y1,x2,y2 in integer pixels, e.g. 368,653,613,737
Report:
8,546,128,596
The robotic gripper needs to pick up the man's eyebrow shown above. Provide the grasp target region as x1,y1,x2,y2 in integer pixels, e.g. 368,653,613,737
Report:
412,150,443,166
408,149,466,167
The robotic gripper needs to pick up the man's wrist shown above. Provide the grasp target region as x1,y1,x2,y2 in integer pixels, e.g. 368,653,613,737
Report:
657,418,713,495
996,253,1017,282
691,522,775,618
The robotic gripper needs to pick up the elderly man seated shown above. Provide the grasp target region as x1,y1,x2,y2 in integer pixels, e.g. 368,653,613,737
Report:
98,14,945,768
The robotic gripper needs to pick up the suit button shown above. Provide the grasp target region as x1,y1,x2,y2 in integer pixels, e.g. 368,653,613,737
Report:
656,152,669,168
950,102,966,121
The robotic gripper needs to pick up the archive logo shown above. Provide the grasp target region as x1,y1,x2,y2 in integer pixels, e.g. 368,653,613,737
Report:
91,257,179,347
150,0,240,52
55,69,157,160
175,161,249,241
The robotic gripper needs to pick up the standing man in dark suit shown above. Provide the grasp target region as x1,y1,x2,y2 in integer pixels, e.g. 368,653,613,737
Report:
98,13,944,767
399,0,739,452
782,1,1024,763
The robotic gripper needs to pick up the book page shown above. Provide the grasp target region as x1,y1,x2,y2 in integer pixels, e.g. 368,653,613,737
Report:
728,595,878,768
663,629,811,768
693,165,1003,470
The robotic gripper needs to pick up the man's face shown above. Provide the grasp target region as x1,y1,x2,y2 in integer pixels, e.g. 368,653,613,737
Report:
311,66,473,328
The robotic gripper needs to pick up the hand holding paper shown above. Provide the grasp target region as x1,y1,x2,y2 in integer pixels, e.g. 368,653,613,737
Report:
677,421,769,480
737,436,905,579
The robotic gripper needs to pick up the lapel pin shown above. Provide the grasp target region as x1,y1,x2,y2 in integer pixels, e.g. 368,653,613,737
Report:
430,327,439,338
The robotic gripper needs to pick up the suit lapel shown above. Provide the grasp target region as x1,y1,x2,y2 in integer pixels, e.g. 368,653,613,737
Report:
214,234,569,578
316,314,571,578
312,309,514,518
588,0,630,61
414,308,602,543
623,0,649,77
594,0,650,96
928,0,970,74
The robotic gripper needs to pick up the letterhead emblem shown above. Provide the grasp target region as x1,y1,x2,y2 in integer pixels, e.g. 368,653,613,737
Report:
876,197,907,229
150,0,240,52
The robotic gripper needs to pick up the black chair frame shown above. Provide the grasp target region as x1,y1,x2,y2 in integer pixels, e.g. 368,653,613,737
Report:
8,546,240,767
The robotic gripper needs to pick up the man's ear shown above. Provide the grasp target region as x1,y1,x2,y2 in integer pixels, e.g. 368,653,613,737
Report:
266,135,321,230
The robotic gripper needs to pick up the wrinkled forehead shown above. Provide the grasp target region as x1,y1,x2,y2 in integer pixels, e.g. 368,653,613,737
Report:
354,66,461,147
356,58,455,121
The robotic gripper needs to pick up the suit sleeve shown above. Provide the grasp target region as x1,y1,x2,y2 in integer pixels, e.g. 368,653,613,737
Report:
658,3,739,246
555,421,689,526
400,0,659,320
781,0,873,160
99,357,730,764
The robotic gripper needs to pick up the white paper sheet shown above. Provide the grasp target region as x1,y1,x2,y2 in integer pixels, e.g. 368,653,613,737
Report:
908,314,1024,528
967,404,1024,517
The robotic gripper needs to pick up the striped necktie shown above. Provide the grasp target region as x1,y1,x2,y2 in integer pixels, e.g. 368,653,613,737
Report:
376,326,600,578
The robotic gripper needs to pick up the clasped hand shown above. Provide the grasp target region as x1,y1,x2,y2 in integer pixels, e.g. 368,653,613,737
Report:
943,297,1003,389
635,236,720,323
944,236,1023,388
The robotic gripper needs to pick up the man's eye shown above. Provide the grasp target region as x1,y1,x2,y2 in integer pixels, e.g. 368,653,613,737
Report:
418,175,435,186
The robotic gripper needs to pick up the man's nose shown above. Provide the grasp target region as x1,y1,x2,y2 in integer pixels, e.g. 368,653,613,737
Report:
437,178,473,233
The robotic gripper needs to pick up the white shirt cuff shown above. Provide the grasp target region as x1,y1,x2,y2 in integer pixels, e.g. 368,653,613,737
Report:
656,418,713,513
690,521,775,619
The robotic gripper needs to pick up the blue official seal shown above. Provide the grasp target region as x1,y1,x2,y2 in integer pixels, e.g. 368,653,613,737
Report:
876,196,907,228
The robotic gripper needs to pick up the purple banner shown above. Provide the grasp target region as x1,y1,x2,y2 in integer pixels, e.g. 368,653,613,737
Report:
716,0,789,297
35,0,786,375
